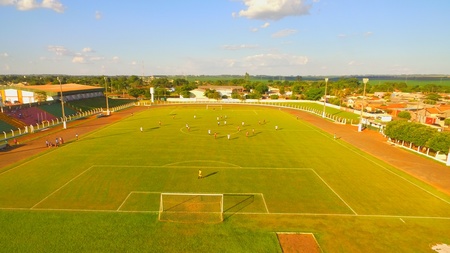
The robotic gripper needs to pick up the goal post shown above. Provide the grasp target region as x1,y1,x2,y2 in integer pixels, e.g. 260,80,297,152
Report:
206,104,222,110
159,193,224,223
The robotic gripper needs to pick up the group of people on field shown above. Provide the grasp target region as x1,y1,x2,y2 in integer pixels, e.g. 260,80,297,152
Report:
45,136,64,148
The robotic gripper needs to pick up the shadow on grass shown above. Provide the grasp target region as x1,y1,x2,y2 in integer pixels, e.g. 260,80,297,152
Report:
203,171,218,178
223,194,255,221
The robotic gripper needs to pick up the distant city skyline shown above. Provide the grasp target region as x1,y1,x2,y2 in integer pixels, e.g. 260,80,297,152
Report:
1,0,449,76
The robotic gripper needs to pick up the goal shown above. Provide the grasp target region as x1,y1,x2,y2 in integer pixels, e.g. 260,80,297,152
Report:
159,193,224,223
206,104,222,110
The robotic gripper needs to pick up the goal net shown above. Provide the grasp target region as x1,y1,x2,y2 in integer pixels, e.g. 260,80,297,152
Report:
159,193,224,223
206,104,222,110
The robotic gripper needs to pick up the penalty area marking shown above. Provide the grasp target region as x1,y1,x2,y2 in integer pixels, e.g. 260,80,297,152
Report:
31,165,96,209
117,191,160,211
310,169,358,215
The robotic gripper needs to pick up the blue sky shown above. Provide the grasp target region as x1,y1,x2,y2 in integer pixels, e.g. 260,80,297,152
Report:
1,0,449,76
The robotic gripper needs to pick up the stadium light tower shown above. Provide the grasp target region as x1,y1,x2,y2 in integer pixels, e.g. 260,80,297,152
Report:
57,77,67,129
358,78,369,132
322,77,329,118
104,76,110,116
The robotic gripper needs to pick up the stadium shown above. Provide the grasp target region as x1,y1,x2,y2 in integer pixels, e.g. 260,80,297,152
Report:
1,101,450,252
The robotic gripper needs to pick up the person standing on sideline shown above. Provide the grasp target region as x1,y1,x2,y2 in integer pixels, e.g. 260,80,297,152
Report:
76,133,79,140
198,169,202,179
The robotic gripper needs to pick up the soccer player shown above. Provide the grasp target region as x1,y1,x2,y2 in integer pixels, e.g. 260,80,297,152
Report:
140,127,143,132
227,134,230,140
198,169,202,179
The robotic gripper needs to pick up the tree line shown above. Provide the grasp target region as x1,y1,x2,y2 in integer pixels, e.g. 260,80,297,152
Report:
1,74,449,102
385,120,450,153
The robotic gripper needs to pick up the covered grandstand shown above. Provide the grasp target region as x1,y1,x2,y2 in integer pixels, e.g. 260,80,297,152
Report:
0,84,105,132
0,84,104,105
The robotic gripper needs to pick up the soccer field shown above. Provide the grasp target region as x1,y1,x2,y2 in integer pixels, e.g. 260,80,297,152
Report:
1,104,450,252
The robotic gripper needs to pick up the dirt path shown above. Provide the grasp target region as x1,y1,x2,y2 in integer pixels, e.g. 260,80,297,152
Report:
1,105,450,197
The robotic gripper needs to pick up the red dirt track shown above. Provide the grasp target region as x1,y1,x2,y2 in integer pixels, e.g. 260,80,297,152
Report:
1,105,450,197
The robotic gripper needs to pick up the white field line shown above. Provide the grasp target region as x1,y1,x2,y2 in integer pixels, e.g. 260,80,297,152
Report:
0,146,63,177
5,206,450,220
260,193,270,213
116,191,162,211
303,123,450,206
310,169,358,215
253,110,258,115
163,160,242,168
31,165,95,209
116,192,133,211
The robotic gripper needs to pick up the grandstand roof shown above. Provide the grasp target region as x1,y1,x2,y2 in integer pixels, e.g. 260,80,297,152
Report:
22,84,103,95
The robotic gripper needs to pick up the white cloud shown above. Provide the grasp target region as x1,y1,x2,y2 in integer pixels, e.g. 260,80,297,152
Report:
82,47,93,53
222,44,259,50
1,0,65,13
72,56,85,63
95,10,102,20
261,22,270,28
1,52,8,57
89,56,104,61
243,53,308,67
0,0,15,5
41,0,64,13
272,29,297,38
237,0,311,20
48,45,70,56
3,64,10,70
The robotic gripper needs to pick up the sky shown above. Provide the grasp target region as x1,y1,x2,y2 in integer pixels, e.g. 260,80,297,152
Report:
0,0,449,77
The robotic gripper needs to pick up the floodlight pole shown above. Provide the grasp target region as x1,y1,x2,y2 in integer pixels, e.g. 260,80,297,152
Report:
57,77,67,129
322,77,329,118
104,76,110,115
358,78,369,132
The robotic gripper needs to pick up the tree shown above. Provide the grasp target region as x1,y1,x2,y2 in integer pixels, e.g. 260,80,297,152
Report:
254,83,269,94
427,132,450,153
444,118,450,126
397,111,411,120
204,89,221,99
33,91,47,103
304,88,323,101
128,88,143,99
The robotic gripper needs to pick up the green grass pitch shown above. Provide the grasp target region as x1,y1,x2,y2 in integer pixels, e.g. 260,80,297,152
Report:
1,104,450,252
